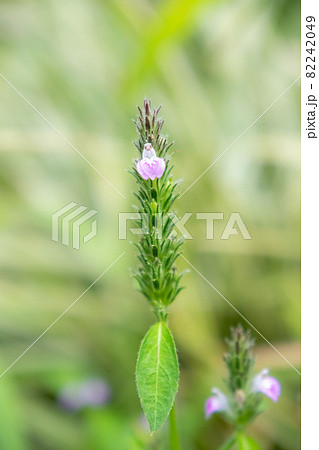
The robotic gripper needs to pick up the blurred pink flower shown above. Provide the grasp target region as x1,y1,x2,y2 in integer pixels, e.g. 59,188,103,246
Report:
58,378,111,411
205,388,230,419
252,369,281,402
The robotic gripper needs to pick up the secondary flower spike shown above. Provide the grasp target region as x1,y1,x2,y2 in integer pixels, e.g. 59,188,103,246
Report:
204,326,283,447
252,369,281,402
136,143,166,180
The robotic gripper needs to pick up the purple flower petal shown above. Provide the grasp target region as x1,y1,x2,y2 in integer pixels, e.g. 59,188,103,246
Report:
154,157,166,178
136,160,150,180
136,157,165,181
252,369,281,402
205,388,229,419
205,396,221,418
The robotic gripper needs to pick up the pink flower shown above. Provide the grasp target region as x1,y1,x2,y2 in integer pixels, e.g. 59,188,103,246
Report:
136,143,166,180
58,378,111,411
205,388,230,419
252,369,281,402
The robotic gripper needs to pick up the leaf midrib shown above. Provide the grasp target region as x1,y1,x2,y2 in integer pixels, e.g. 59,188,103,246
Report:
154,321,162,429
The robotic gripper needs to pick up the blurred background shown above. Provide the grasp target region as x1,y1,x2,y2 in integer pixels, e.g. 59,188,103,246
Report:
0,0,300,448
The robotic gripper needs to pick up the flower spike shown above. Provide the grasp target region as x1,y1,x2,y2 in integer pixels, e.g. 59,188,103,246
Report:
204,325,282,443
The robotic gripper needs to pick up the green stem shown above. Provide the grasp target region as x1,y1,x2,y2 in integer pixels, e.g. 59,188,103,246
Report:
218,434,236,450
169,404,180,450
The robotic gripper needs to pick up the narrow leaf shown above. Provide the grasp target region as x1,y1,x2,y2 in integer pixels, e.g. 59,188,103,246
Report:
136,321,179,432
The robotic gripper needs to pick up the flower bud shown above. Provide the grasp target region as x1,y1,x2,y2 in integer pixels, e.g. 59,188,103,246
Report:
235,389,246,409
151,200,157,214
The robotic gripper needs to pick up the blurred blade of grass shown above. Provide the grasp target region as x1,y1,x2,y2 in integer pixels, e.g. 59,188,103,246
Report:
85,409,145,450
121,0,219,94
0,375,28,450
254,341,301,370
24,400,83,450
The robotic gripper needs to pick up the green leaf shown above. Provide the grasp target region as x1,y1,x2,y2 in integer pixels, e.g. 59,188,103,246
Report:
136,321,179,432
236,433,262,450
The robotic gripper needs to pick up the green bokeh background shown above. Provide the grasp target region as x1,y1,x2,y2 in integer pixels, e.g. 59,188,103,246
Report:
0,0,300,448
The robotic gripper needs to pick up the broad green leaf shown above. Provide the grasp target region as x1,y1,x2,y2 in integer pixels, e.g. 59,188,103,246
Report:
136,321,179,432
236,433,262,450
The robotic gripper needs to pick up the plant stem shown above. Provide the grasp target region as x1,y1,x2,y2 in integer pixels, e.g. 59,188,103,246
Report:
169,403,180,450
218,434,236,450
